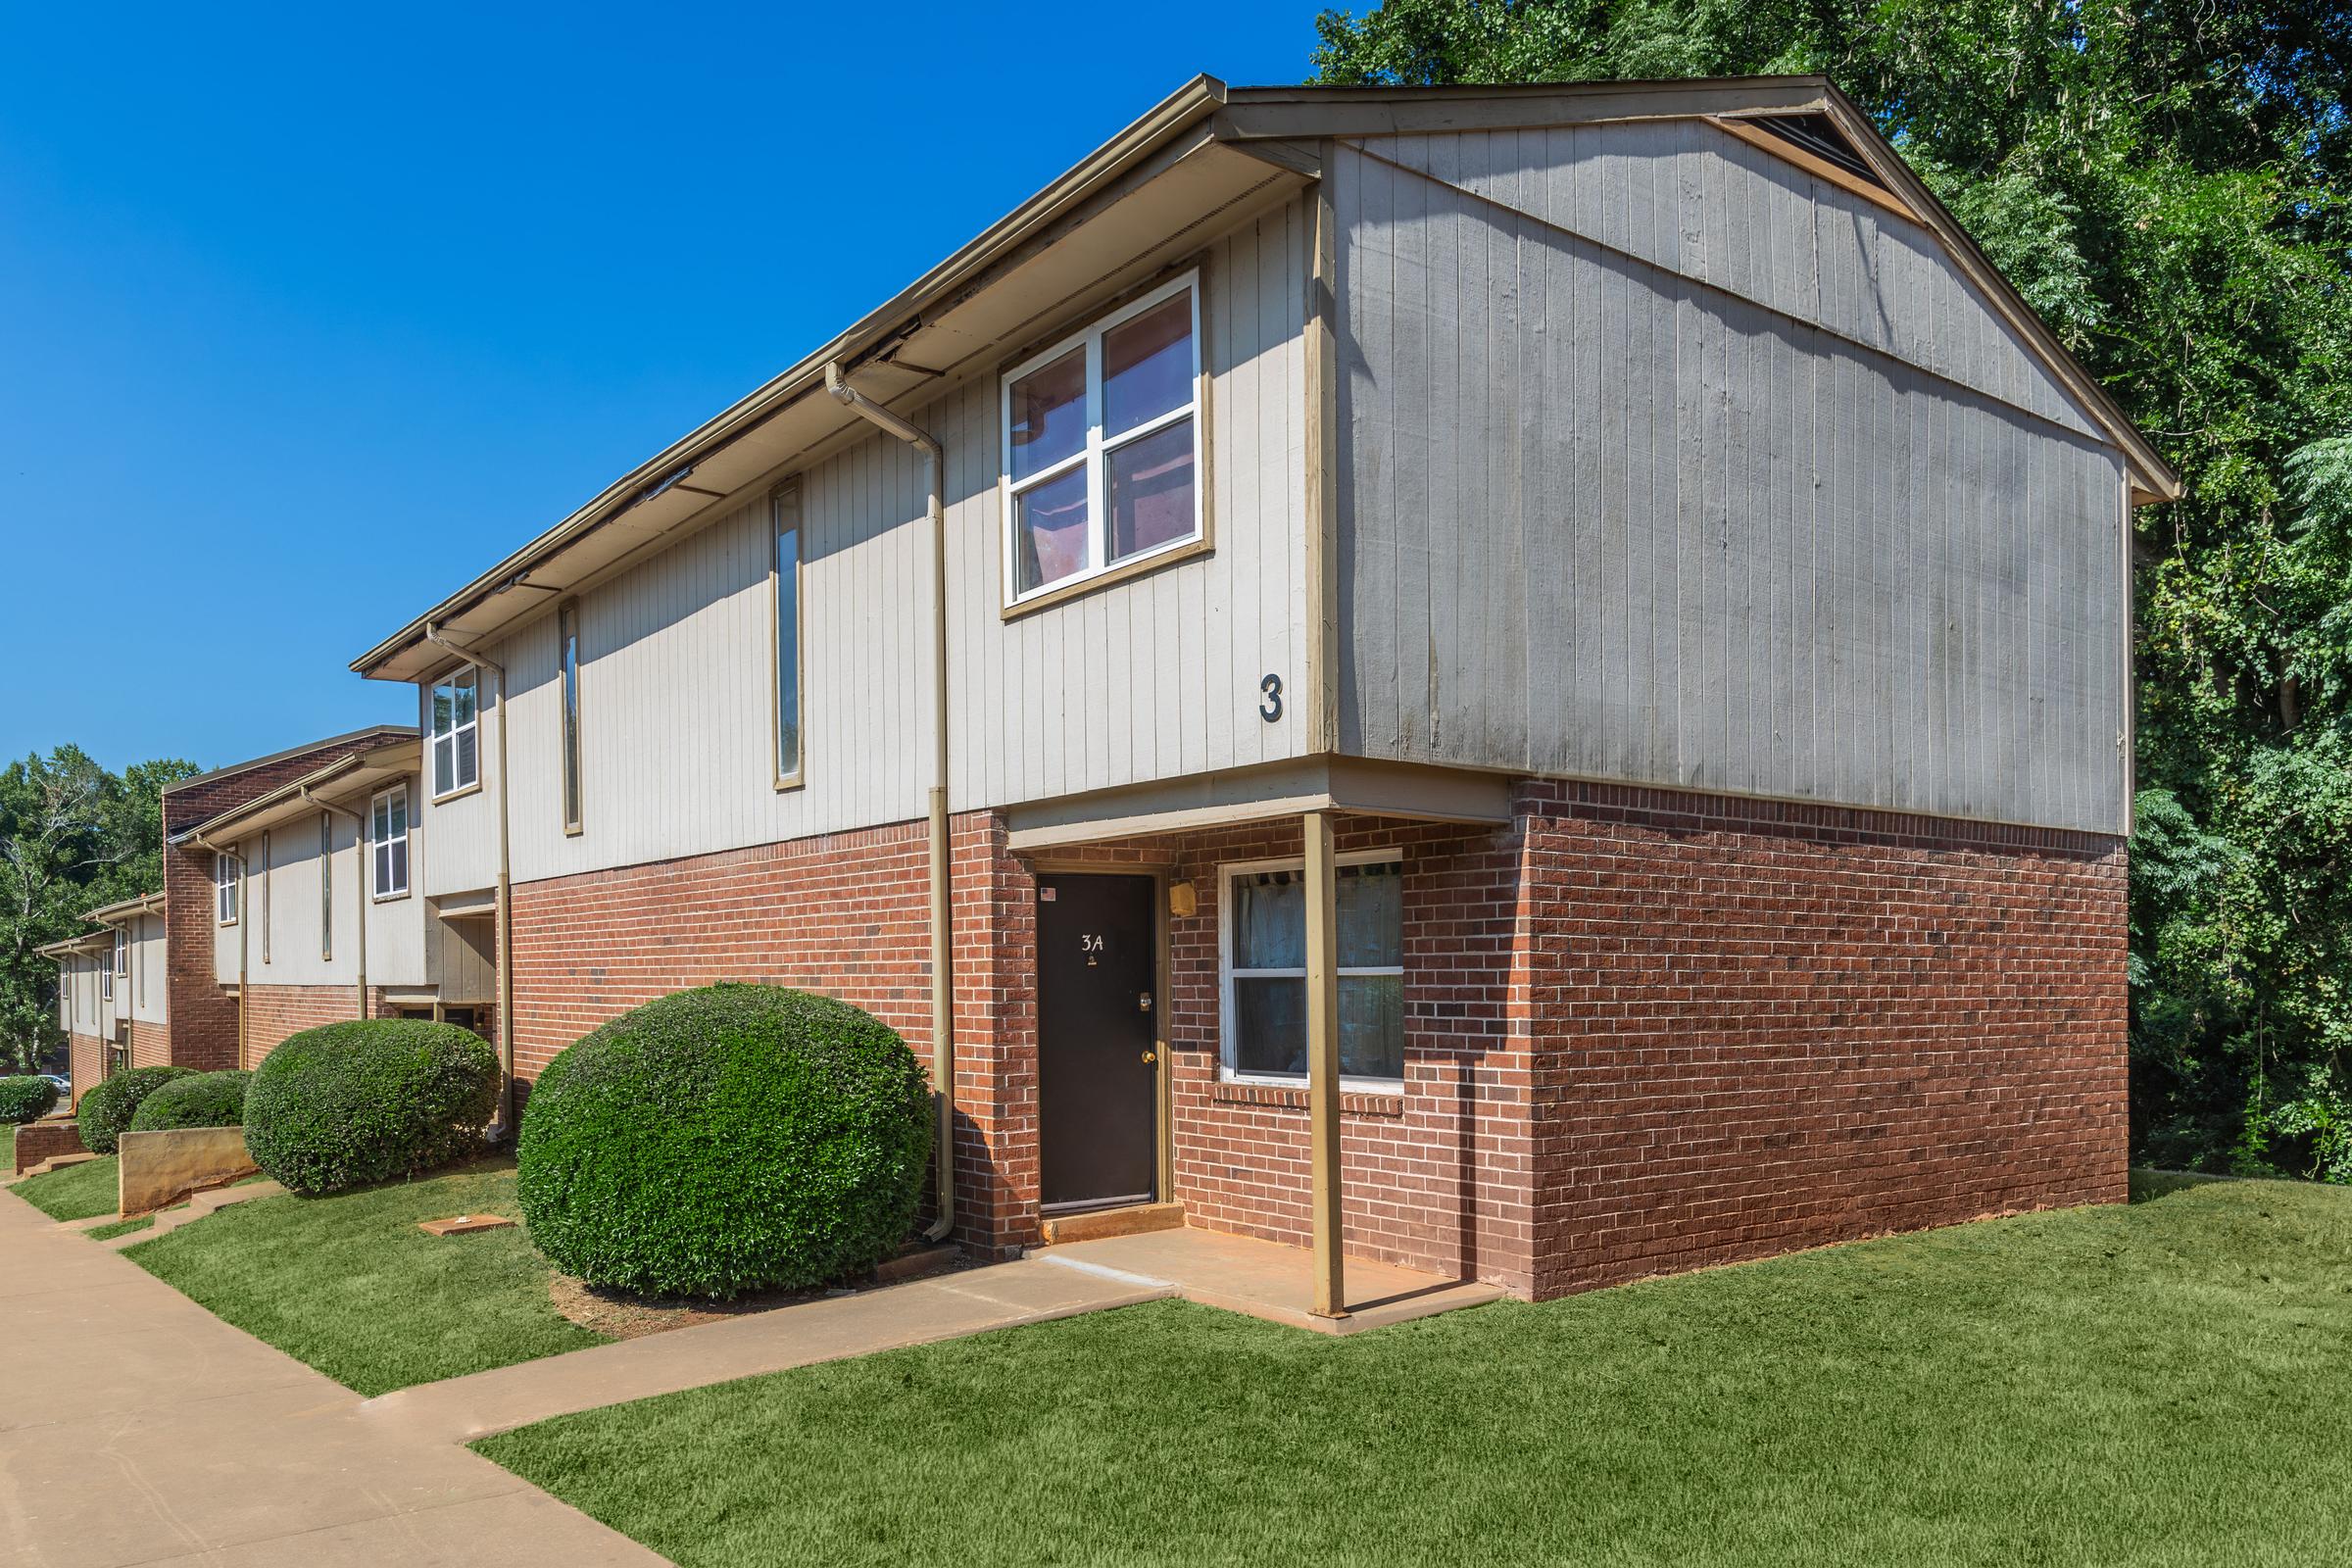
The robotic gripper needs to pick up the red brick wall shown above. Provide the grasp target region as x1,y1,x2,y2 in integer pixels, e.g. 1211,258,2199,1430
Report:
127,1020,171,1070
13,1119,87,1175
239,984,391,1067
1516,780,2128,1298
68,1032,107,1105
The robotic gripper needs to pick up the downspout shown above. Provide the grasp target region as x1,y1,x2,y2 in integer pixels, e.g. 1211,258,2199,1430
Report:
302,787,368,1023
825,360,955,1245
425,623,516,1137
190,835,248,1068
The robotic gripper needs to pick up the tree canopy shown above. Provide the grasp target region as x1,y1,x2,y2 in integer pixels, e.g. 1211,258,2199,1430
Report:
0,750,199,1073
1315,0,2352,1178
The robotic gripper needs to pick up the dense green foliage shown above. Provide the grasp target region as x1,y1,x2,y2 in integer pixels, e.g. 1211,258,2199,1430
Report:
75,1065,194,1154
127,1068,250,1133
0,1073,59,1124
516,985,932,1299
479,1179,2352,1568
12,1153,119,1221
1312,0,2352,1179
0,750,198,1073
243,1019,500,1195
124,1159,604,1396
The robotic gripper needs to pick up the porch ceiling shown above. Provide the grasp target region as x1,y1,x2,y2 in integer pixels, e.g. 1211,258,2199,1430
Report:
1004,758,1514,852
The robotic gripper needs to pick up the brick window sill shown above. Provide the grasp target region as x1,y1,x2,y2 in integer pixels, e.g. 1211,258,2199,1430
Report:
1210,1081,1405,1118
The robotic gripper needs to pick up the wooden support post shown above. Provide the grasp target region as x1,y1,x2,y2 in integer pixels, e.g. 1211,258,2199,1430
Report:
1304,808,1348,1319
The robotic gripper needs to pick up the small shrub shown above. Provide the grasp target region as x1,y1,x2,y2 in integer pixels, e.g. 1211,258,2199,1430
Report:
128,1069,252,1133
0,1075,60,1125
244,1019,500,1195
517,984,932,1299
77,1066,196,1153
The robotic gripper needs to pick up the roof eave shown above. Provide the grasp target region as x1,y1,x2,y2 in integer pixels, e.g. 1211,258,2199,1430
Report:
351,73,1232,680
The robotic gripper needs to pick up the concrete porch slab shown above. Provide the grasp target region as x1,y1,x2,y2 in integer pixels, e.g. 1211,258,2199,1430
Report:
1032,1225,1506,1335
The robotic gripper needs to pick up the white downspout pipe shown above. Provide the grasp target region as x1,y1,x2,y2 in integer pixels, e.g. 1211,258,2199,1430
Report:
825,360,956,1245
303,787,368,1024
426,623,516,1137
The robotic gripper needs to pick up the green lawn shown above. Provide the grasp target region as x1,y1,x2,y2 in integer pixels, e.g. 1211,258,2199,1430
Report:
124,1158,606,1396
85,1212,156,1241
478,1179,2352,1568
11,1154,119,1221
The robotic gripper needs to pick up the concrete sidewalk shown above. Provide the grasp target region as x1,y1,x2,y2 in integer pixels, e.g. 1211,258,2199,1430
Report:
361,1257,1172,1445
0,1190,665,1568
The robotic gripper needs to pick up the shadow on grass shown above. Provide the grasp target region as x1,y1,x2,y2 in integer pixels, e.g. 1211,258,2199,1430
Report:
2128,1166,2230,1204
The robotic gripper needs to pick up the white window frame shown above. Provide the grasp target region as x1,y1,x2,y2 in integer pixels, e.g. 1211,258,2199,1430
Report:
102,939,117,1003
430,665,481,799
1217,850,1405,1092
370,784,411,901
999,270,1203,608
215,851,239,925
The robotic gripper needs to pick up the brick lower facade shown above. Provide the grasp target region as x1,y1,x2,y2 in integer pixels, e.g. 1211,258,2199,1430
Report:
68,1032,108,1104
13,1118,87,1175
503,780,2127,1297
128,1020,171,1069
239,985,393,1068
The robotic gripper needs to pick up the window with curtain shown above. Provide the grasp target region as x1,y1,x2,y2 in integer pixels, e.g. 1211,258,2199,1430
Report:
1221,856,1404,1085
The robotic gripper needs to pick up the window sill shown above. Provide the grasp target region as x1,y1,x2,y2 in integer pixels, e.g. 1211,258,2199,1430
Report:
1210,1080,1404,1117
371,890,412,905
432,780,483,806
1001,536,1211,622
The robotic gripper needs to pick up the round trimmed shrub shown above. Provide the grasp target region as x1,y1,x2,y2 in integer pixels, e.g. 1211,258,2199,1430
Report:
244,1019,500,1195
517,985,932,1299
128,1069,251,1133
0,1075,60,1125
76,1066,196,1153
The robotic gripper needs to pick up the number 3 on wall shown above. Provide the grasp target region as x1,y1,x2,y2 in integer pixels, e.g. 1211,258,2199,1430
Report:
1259,673,1284,723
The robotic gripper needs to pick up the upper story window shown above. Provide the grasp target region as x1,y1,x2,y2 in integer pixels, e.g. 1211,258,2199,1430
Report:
260,830,272,964
102,940,117,1003
370,784,411,900
1220,855,1405,1088
318,811,333,961
215,851,239,925
772,487,803,787
1002,272,1200,606
431,665,480,798
558,602,584,832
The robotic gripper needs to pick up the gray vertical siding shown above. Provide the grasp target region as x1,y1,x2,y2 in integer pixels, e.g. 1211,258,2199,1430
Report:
1334,128,2130,834
421,196,1311,894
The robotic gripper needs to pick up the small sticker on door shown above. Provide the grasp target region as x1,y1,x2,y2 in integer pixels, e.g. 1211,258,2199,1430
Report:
1040,887,1056,902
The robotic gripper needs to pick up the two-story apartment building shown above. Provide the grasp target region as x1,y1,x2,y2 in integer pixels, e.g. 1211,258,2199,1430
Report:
40,727,420,1102
351,75,2177,1304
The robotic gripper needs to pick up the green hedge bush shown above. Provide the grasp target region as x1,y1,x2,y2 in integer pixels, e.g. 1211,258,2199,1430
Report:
516,985,932,1299
244,1019,500,1195
76,1066,196,1153
0,1075,60,1125
128,1069,251,1133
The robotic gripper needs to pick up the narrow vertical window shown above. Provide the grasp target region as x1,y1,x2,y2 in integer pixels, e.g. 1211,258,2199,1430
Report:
370,785,411,899
319,810,334,961
773,486,803,786
559,601,583,832
260,831,272,964
215,851,239,924
430,665,480,797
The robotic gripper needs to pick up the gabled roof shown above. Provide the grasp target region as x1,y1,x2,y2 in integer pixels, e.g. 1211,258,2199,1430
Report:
169,737,422,847
162,724,421,798
351,74,2177,683
36,931,112,959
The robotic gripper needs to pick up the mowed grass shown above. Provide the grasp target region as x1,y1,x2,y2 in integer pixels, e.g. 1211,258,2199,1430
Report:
11,1154,119,1221
124,1157,606,1396
478,1179,2352,1568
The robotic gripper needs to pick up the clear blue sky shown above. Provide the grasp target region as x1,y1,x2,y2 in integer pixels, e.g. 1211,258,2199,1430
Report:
0,2,1322,773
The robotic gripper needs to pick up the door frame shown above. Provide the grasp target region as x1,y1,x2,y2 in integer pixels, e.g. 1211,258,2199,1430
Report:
1028,858,1174,1209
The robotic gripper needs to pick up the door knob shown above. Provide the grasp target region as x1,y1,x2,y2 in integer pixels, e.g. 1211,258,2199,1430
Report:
1138,992,1153,1013
1141,1051,1157,1065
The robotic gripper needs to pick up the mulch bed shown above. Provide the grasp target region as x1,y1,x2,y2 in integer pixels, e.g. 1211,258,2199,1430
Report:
549,1244,967,1340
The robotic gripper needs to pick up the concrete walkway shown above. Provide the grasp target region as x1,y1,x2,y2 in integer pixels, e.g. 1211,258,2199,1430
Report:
0,1190,665,1568
362,1257,1171,1445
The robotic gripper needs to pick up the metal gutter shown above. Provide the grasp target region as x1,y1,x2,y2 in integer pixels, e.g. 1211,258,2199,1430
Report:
824,360,956,1245
169,756,365,846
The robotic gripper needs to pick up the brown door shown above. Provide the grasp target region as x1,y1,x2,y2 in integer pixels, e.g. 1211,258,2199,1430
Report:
1037,873,1158,1211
